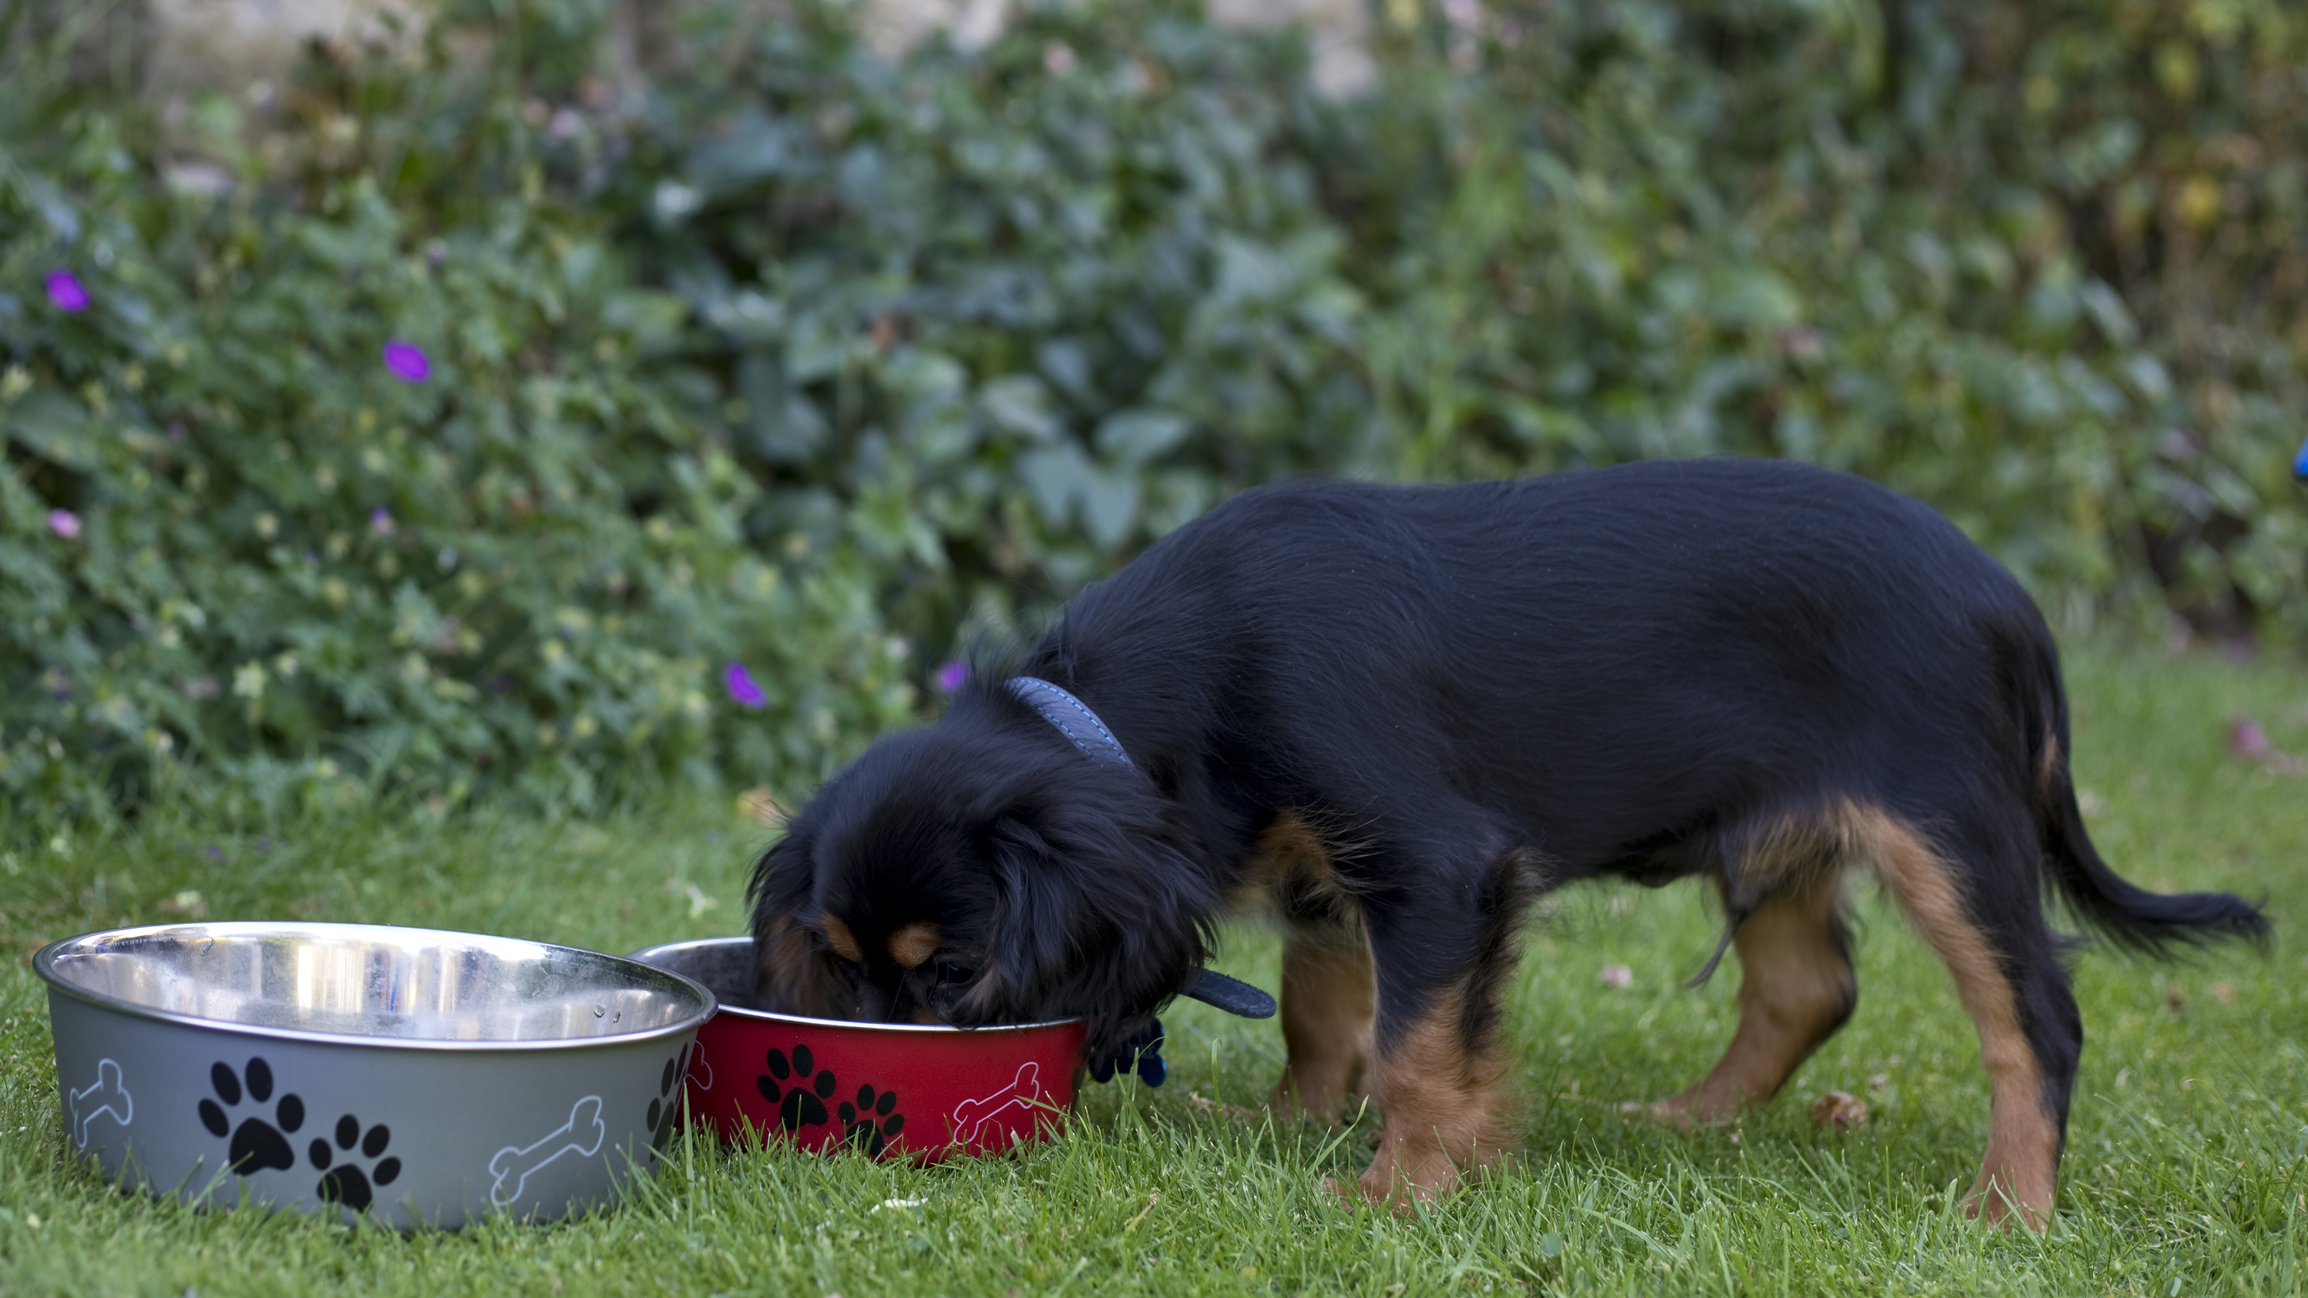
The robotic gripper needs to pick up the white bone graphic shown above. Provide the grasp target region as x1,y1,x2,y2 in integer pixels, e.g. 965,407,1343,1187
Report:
687,1053,713,1091
948,1062,1045,1148
67,1058,133,1148
487,1095,606,1208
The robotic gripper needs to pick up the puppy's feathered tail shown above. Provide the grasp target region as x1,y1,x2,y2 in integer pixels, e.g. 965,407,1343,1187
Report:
2021,639,2270,955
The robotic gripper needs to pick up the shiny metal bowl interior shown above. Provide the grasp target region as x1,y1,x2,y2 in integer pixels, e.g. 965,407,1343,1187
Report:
630,936,1080,1033
39,923,713,1046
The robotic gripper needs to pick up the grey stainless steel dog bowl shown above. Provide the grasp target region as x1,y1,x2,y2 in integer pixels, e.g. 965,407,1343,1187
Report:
36,922,715,1228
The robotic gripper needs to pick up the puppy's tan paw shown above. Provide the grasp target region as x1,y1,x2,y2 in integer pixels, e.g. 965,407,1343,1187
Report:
1324,1170,1429,1216
1623,1095,1740,1129
1961,1178,2052,1233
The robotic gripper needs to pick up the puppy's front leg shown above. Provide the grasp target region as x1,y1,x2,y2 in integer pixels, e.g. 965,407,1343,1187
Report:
1353,984,1512,1207
1270,924,1376,1121
1347,855,1526,1208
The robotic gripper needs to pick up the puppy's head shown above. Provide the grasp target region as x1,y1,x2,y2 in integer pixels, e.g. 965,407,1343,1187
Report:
747,688,1217,1060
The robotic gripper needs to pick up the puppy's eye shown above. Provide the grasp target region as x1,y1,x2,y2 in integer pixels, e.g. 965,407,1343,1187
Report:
934,959,975,987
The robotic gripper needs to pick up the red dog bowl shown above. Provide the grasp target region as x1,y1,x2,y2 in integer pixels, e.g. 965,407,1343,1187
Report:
626,937,1085,1160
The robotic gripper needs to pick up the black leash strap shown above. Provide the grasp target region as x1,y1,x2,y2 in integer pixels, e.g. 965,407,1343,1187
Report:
1181,968,1276,1019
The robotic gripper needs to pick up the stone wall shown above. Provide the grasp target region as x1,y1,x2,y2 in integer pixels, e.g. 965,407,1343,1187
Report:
141,0,424,101
118,0,1376,101
857,0,1373,94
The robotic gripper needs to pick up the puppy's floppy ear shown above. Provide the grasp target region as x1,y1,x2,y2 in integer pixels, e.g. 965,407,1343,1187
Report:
747,825,853,1017
958,762,1220,1060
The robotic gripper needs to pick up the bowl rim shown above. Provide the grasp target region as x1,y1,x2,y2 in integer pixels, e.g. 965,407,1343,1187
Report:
626,936,1087,1035
37,921,718,1052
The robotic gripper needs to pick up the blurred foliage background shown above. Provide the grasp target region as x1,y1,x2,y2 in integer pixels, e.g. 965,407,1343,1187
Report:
2,0,2304,836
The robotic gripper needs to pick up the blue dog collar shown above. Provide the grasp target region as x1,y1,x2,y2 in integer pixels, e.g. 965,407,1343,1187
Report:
2294,432,2308,480
1006,677,1132,766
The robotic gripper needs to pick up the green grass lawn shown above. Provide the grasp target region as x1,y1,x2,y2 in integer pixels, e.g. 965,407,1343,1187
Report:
2,640,2303,1295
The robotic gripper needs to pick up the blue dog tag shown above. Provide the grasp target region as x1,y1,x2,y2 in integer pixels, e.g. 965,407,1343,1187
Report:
1088,1017,1166,1087
1087,972,1272,1086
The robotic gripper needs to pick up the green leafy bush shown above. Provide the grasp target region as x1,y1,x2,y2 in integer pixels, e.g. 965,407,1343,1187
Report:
0,7,916,830
611,0,1375,645
3,0,2303,837
1334,0,2307,636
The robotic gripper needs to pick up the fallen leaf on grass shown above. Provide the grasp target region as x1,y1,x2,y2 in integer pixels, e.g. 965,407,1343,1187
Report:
2228,717,2305,774
1185,1090,1259,1120
1598,963,1633,989
2164,983,2186,1012
2211,981,2236,1004
1808,1090,1868,1131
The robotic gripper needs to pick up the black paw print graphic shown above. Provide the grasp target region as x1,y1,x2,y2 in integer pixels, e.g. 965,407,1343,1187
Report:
756,1044,838,1131
837,1083,906,1157
197,1057,305,1173
646,1046,689,1150
309,1112,400,1212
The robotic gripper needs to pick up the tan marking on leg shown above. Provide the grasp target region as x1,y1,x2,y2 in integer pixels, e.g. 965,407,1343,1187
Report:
886,921,940,969
1242,809,1382,1123
1350,988,1513,1211
1647,870,1853,1126
1858,805,2058,1231
1232,810,1337,909
818,913,864,962
1269,927,1376,1121
1719,808,1855,899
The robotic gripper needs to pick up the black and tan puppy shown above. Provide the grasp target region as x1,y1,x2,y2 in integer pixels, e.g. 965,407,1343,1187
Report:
747,458,2265,1227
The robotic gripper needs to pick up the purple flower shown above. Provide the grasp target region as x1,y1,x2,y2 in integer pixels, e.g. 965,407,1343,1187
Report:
45,270,89,313
724,661,766,709
382,339,432,383
47,509,81,539
370,507,395,537
936,659,969,693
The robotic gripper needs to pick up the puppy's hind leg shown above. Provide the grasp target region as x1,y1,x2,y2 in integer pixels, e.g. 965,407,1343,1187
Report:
1863,805,2076,1231
1269,923,1376,1122
1643,866,1856,1127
